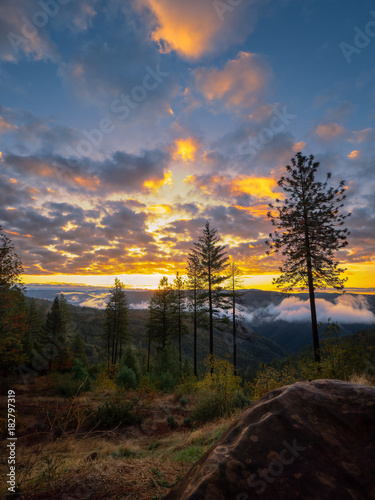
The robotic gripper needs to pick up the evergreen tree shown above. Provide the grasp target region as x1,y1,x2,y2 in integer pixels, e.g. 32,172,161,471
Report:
192,222,229,360
146,277,173,372
225,261,244,375
102,278,129,370
186,252,206,377
41,296,66,373
170,272,188,373
266,152,350,363
71,333,88,368
0,228,28,375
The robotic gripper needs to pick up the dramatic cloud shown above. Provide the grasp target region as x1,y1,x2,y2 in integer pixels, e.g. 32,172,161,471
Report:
138,0,267,60
256,295,375,324
194,52,272,110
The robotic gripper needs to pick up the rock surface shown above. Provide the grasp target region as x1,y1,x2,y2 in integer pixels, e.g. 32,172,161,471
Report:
164,380,375,500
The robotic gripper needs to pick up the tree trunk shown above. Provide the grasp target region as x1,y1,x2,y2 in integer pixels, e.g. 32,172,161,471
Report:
147,333,151,373
178,299,182,373
193,289,197,377
233,288,237,376
304,223,321,364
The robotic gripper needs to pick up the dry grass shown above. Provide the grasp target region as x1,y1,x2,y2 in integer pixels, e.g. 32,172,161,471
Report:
349,373,375,386
0,376,236,500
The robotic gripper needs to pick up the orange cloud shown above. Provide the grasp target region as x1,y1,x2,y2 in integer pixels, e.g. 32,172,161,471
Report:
315,123,347,140
73,175,100,190
348,127,373,144
230,176,280,200
173,138,198,162
139,0,258,60
194,52,272,108
0,116,17,133
293,141,306,152
348,150,360,159
143,171,172,192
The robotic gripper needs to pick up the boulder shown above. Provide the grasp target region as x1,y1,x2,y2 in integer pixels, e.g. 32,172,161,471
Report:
164,380,375,500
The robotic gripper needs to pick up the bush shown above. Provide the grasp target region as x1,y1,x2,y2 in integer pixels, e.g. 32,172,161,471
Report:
90,393,146,429
71,358,89,381
159,370,177,393
121,347,142,383
179,396,187,407
198,356,242,398
231,390,251,409
54,374,91,397
191,392,229,425
117,366,137,390
167,415,178,429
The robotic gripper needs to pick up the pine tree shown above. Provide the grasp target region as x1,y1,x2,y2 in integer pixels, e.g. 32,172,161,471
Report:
71,333,88,368
41,296,65,373
192,222,229,360
103,278,129,370
225,261,244,375
146,277,173,372
266,152,350,363
186,251,206,377
170,272,188,373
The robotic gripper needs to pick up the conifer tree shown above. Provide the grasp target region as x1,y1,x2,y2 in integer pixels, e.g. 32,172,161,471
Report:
71,333,88,368
266,152,350,363
192,222,229,360
41,296,65,373
146,277,173,371
170,272,188,373
225,261,244,375
103,278,129,369
186,251,206,377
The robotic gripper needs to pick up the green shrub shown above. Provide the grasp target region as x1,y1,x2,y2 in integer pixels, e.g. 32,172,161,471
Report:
111,447,136,459
90,393,144,429
148,440,159,451
54,374,91,397
191,392,229,425
159,370,177,393
183,417,192,428
231,390,251,409
117,366,137,390
71,358,89,381
167,415,178,429
179,396,187,407
121,347,142,383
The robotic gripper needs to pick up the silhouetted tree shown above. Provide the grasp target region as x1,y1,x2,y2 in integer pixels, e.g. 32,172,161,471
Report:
225,261,244,375
266,152,350,363
186,252,206,376
146,277,173,371
170,272,188,373
192,222,229,362
103,278,129,370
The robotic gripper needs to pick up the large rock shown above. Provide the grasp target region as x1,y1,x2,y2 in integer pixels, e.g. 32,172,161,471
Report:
164,380,375,500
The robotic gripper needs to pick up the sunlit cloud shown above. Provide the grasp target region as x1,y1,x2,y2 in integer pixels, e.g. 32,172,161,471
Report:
348,150,360,160
139,0,262,60
315,123,347,140
194,52,272,109
143,170,173,192
173,138,198,162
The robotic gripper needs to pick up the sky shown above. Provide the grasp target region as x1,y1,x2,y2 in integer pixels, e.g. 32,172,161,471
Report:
0,0,375,290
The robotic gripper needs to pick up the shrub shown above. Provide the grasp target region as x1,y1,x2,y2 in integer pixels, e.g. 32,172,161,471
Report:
176,374,198,395
117,366,137,390
191,391,229,425
198,356,242,398
54,374,91,397
231,390,251,409
159,370,177,393
95,367,117,392
120,347,142,383
183,417,192,428
179,396,187,407
167,415,178,429
111,447,136,460
90,392,147,429
71,358,89,381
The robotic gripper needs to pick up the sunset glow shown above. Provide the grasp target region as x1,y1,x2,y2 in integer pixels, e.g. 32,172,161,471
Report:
0,1,373,293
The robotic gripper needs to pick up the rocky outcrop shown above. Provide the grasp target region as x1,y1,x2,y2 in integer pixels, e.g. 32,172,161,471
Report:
164,380,375,500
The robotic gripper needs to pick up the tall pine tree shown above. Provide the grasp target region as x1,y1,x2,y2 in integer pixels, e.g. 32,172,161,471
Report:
266,152,350,363
192,222,229,361
225,261,244,375
103,278,129,370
